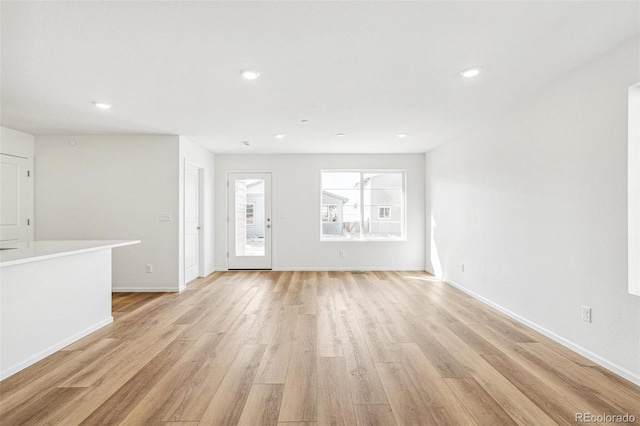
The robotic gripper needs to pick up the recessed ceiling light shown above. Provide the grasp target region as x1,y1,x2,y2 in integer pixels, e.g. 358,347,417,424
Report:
241,70,260,80
274,134,286,139
336,133,346,137
460,68,481,78
242,141,251,146
397,133,407,138
93,102,112,109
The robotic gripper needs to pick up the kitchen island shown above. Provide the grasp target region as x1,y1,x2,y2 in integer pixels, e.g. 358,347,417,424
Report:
0,240,139,379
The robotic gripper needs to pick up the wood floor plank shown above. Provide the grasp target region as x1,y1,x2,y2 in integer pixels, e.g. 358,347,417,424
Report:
411,318,558,425
316,278,336,312
197,344,267,426
245,293,285,345
336,310,388,404
481,354,577,425
398,343,477,425
0,386,85,426
163,314,258,422
317,309,344,357
278,314,317,422
118,332,225,425
80,339,194,425
445,377,515,425
237,384,284,426
470,323,625,417
2,271,638,426
330,279,351,310
317,357,356,426
350,297,401,363
353,404,397,426
255,305,298,384
515,342,640,414
361,287,416,343
299,279,317,315
375,362,439,425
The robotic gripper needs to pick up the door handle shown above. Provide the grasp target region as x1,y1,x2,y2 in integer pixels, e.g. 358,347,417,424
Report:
197,226,201,230
267,225,271,229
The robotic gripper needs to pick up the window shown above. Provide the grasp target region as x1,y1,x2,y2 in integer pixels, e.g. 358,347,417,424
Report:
322,204,339,222
321,170,405,240
378,206,390,219
246,202,255,225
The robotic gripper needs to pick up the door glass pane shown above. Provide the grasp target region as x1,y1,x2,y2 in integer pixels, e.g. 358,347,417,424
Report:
235,179,265,256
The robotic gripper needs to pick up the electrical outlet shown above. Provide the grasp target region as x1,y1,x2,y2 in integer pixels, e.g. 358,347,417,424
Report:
581,305,591,323
339,250,345,258
146,264,153,273
461,263,465,272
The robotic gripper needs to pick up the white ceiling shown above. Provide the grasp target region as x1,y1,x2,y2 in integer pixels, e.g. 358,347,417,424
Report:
1,1,638,154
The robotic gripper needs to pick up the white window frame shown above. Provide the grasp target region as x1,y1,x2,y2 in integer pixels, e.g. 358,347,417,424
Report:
320,169,406,241
629,83,640,296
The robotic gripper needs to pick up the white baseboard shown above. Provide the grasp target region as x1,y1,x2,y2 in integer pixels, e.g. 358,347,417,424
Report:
424,267,437,276
445,279,640,387
0,317,113,381
112,286,179,292
215,266,425,272
275,266,425,271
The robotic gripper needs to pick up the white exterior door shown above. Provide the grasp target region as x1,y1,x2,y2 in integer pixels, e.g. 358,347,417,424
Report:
184,163,201,283
228,172,272,270
0,154,30,247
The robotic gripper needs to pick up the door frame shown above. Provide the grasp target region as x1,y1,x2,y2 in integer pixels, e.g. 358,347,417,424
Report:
184,160,204,284
0,153,31,246
226,171,273,270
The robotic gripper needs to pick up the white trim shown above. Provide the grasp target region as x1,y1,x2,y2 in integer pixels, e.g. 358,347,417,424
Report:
0,317,113,380
275,266,425,271
445,278,640,386
628,82,640,296
217,267,425,272
112,286,180,292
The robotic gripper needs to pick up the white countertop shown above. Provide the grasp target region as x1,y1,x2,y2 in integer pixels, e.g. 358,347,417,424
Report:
0,240,141,267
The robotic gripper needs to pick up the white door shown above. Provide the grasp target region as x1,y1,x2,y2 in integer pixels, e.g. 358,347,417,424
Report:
228,172,272,270
0,154,30,247
184,163,201,283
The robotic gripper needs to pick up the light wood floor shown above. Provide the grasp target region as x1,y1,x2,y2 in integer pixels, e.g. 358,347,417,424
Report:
1,271,638,425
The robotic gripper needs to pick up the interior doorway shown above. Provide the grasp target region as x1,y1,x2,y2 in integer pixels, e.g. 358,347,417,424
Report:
184,162,202,283
0,154,30,248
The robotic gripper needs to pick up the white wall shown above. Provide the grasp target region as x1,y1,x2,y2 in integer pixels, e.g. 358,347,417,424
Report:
215,154,425,270
425,37,640,384
1,126,34,158
179,136,215,289
35,134,181,291
1,126,35,240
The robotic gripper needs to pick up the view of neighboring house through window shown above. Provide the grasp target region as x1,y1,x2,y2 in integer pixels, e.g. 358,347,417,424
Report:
378,206,390,219
321,170,405,240
246,202,255,225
